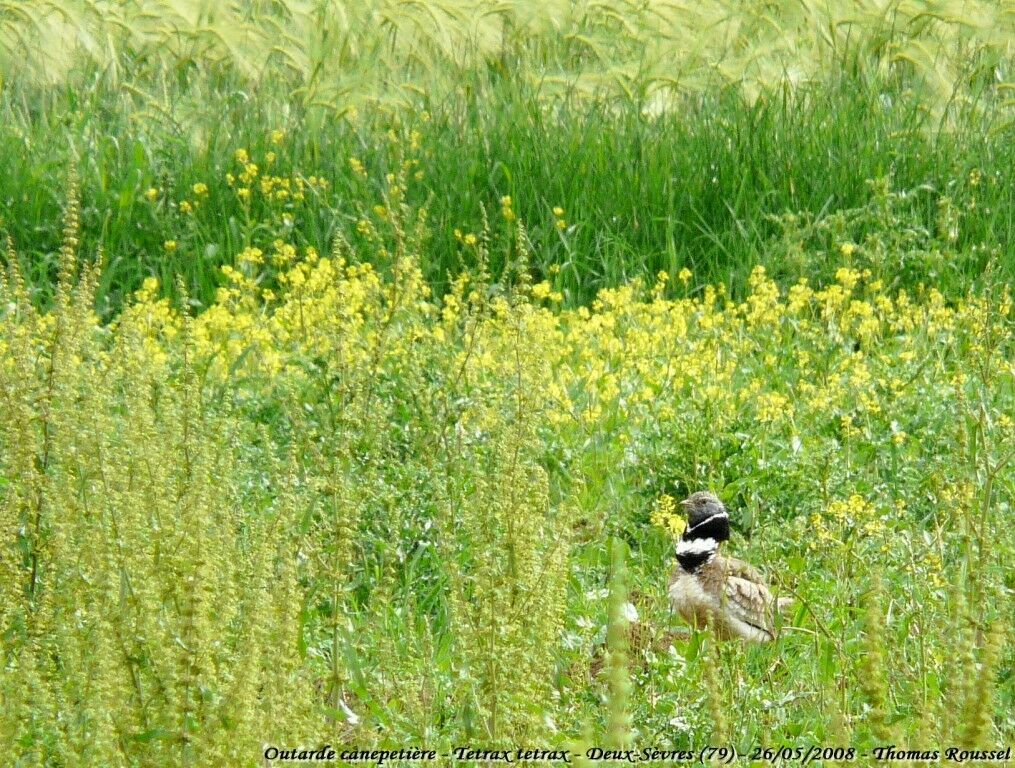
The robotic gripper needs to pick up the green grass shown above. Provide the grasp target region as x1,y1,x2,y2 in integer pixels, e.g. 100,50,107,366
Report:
2,76,1012,314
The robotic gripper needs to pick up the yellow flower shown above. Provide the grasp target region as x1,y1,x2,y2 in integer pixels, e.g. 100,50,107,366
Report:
840,242,856,258
237,187,251,201
265,151,277,165
238,247,264,265
835,267,861,291
755,391,790,423
234,148,249,164
553,206,565,217
464,233,478,246
271,129,285,145
651,495,686,537
179,200,194,214
192,182,208,197
163,240,177,252
144,187,160,202
501,196,516,223
678,268,692,285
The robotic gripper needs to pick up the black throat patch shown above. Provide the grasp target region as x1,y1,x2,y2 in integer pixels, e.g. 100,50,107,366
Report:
676,549,714,573
686,513,729,542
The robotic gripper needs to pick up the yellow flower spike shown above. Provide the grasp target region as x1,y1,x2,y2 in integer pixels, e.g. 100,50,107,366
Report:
237,187,251,201
192,182,208,197
179,200,194,214
840,242,857,257
464,233,478,246
678,268,692,285
270,129,285,145
234,148,249,164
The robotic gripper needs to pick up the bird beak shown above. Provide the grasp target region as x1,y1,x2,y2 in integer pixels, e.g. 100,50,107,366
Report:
679,499,690,509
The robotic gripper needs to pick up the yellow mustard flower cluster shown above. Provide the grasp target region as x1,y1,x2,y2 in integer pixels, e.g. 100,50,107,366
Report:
650,494,686,538
454,229,479,247
62,151,1015,557
226,149,327,205
553,206,567,231
808,493,898,552
171,179,211,215
501,195,516,223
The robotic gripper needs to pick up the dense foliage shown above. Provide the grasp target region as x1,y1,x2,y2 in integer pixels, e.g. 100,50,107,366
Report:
1,164,1012,763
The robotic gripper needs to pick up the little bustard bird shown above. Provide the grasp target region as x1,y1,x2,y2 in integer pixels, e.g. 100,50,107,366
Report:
668,491,793,642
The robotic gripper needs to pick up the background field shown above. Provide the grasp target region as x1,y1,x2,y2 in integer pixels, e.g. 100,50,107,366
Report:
1,2,1013,766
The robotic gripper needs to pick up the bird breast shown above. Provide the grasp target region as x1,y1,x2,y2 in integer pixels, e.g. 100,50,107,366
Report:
668,562,777,643
668,569,717,627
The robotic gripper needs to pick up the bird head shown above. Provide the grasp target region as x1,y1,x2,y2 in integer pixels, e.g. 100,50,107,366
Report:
679,491,730,543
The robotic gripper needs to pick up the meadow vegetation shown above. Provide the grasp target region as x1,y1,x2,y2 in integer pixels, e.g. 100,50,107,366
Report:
1,2,1013,766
